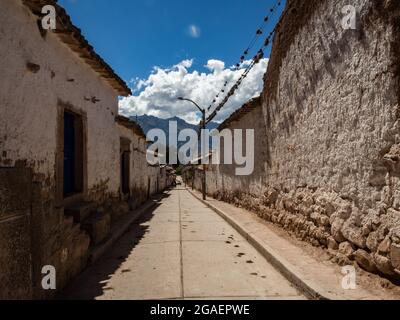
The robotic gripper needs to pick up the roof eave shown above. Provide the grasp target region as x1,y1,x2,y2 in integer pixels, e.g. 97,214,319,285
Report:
22,0,132,96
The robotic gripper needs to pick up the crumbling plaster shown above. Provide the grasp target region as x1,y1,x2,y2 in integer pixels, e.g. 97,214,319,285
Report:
188,0,400,279
0,0,120,197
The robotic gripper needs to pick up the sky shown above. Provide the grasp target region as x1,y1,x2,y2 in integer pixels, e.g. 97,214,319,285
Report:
58,0,286,123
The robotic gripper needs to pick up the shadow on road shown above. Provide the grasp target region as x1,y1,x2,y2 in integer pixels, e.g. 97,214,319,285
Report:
57,191,172,300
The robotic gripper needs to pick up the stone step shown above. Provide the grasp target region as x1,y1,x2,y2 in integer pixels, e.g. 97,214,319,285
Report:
81,213,111,246
64,202,96,223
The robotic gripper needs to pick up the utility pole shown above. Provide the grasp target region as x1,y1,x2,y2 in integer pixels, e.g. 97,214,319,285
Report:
178,97,207,200
201,110,206,200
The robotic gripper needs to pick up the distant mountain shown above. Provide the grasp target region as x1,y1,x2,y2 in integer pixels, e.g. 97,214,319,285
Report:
131,114,219,137
131,115,219,154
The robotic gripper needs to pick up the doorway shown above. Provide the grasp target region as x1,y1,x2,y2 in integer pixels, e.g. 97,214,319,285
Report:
120,137,131,197
121,151,130,196
63,111,83,197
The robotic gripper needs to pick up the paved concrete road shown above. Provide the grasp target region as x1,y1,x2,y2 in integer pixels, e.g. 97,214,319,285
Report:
61,188,304,300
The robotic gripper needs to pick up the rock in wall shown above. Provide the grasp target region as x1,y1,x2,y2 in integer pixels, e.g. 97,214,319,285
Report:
195,0,400,280
257,0,400,278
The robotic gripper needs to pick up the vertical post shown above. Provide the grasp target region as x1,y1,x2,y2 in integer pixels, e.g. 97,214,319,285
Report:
192,167,194,190
176,97,207,200
202,111,206,200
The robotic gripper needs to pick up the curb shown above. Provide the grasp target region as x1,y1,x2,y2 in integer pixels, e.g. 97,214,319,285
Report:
187,188,331,300
89,199,158,263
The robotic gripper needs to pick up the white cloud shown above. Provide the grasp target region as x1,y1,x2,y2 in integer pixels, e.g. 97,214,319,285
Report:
177,59,193,69
187,25,201,38
119,58,268,124
205,59,225,73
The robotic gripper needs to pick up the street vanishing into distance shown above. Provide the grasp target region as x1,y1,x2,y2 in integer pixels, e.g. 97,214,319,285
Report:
61,188,304,300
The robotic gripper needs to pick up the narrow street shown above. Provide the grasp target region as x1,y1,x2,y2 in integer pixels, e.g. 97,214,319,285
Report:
61,188,304,300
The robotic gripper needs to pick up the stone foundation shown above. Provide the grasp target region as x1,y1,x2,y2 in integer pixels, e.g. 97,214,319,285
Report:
207,181,400,280
183,0,400,281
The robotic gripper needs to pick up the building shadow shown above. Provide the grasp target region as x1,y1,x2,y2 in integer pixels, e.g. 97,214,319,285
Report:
56,191,171,300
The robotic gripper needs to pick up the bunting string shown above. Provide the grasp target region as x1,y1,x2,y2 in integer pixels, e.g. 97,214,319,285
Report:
206,0,283,116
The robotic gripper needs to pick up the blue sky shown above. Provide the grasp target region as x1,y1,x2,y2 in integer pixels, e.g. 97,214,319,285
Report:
59,0,286,123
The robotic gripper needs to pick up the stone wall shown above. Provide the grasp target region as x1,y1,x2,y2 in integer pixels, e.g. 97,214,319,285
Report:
0,168,33,299
257,0,400,278
187,0,400,279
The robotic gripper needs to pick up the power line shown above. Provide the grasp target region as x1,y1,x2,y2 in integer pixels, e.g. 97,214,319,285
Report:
205,31,274,124
235,0,282,70
204,0,296,125
206,0,283,114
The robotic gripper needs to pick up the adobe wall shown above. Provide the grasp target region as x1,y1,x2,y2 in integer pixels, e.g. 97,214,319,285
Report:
0,1,121,197
186,100,266,199
117,123,168,204
0,0,120,298
258,0,400,277
188,102,266,214
187,0,400,279
214,102,267,199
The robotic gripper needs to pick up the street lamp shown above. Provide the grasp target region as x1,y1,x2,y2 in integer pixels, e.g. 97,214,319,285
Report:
177,97,207,200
